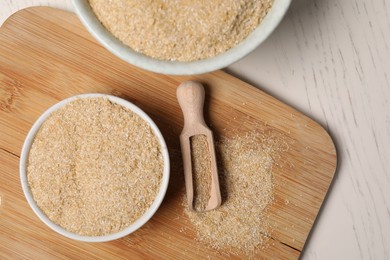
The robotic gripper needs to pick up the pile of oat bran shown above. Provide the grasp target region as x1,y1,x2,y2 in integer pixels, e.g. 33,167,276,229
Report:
89,0,274,61
184,131,287,255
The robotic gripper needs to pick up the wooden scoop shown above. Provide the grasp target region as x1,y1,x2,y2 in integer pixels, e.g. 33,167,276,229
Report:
177,81,221,211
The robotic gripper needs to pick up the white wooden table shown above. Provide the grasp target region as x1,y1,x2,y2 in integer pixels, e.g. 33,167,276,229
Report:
1,1,389,259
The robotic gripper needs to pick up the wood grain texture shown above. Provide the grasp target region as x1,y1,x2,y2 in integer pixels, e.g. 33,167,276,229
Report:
0,7,336,260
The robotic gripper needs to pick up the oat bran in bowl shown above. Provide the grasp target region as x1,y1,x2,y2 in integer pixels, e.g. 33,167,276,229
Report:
72,0,291,75
20,94,169,242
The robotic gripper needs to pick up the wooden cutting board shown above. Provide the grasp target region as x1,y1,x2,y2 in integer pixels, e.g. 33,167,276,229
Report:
0,7,337,259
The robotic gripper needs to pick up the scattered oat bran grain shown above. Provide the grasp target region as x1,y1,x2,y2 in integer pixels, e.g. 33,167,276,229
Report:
190,134,212,211
27,97,163,236
185,131,286,255
88,0,274,61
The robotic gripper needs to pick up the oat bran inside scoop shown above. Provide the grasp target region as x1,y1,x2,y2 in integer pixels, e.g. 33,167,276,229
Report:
88,0,274,61
27,97,163,236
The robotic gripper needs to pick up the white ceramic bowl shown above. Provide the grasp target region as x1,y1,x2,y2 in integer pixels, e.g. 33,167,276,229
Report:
20,93,170,242
72,0,291,75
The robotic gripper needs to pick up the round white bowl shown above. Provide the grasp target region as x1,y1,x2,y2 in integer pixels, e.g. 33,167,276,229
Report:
20,93,170,242
72,0,291,75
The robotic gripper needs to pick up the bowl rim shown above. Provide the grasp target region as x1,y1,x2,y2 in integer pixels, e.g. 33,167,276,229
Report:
72,0,292,75
19,93,170,242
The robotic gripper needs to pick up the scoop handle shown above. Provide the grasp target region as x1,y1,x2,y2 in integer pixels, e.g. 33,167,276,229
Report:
177,81,206,129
